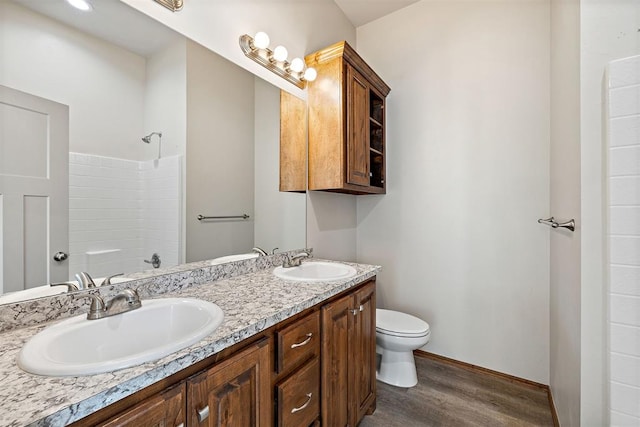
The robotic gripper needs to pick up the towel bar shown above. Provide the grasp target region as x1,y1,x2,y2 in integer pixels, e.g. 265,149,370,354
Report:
537,216,575,232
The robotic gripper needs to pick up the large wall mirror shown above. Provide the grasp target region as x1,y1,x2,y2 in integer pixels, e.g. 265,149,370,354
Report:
0,0,307,304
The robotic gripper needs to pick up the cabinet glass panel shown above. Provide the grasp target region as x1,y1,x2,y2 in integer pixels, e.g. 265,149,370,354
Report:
370,124,383,153
370,92,383,124
369,152,384,188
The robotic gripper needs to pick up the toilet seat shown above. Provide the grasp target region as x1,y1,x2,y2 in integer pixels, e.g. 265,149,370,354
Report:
376,309,430,338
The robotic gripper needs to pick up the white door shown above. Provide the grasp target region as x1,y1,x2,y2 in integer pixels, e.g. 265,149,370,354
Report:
0,85,69,293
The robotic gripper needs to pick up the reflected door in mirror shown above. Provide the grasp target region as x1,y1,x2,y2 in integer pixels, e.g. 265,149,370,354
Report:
0,85,69,293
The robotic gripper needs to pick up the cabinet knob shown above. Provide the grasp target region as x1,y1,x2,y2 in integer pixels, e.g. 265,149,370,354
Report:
291,333,313,348
359,305,364,312
176,423,184,427
291,393,313,414
196,405,210,422
351,309,358,316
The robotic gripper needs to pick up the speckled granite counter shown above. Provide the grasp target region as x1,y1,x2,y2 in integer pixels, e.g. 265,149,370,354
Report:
0,259,380,427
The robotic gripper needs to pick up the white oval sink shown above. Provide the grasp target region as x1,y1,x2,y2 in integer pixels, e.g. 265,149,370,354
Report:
18,298,224,376
0,285,67,304
273,261,357,282
0,277,132,305
210,253,259,265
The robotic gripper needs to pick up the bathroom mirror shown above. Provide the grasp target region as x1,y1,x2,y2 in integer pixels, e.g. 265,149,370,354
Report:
0,0,307,303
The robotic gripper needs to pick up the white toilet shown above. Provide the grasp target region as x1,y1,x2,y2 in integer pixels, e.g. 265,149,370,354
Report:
376,309,430,388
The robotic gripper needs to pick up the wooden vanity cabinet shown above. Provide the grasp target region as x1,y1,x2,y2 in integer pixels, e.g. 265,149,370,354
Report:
71,279,376,427
187,338,271,426
306,41,390,195
97,382,185,427
274,310,321,426
321,280,376,426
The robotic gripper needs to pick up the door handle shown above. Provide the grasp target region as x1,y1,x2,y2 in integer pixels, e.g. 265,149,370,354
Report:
53,251,68,262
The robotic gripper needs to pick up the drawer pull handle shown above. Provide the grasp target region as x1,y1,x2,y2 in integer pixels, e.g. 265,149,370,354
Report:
291,393,313,414
197,405,210,422
291,333,313,348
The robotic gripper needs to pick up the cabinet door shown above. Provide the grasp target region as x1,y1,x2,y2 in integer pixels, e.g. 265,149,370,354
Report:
321,293,353,427
98,383,185,427
353,282,376,424
187,339,271,427
346,64,370,187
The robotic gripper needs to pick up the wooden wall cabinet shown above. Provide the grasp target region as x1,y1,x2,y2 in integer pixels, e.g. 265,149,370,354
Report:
321,280,376,426
306,42,390,195
279,90,307,193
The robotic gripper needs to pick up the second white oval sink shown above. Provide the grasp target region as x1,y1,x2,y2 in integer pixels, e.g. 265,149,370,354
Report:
273,261,357,282
18,298,224,376
210,253,259,265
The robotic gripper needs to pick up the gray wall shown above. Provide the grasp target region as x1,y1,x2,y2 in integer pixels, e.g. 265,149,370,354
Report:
186,40,255,262
355,0,551,384
550,0,581,425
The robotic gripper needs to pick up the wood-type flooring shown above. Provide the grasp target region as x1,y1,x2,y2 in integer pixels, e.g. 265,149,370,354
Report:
359,354,555,426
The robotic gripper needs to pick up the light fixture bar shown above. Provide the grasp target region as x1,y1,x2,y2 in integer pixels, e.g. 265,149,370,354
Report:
239,34,306,89
153,0,183,12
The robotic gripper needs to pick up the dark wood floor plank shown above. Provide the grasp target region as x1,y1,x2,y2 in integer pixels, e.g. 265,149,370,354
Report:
360,356,554,426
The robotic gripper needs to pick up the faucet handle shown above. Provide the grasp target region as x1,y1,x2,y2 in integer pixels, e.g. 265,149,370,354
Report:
100,273,124,286
49,281,79,292
84,293,107,320
252,247,268,256
282,252,310,268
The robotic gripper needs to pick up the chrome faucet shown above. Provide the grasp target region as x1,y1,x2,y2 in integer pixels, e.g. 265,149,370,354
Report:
84,289,142,320
100,273,124,286
282,252,310,268
50,272,125,292
75,272,96,289
49,281,79,292
252,247,268,256
51,271,95,292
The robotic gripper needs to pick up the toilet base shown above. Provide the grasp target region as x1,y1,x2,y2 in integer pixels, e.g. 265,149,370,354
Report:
376,347,418,388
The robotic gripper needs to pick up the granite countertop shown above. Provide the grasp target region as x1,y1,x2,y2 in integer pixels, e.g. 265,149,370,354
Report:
0,260,380,427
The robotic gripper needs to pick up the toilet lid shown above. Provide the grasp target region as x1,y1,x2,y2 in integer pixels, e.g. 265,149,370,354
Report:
376,309,429,337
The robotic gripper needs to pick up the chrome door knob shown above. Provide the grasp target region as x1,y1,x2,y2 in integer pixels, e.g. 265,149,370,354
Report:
53,251,68,262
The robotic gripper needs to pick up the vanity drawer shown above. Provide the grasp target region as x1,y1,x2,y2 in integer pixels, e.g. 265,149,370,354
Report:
277,358,320,427
276,311,320,373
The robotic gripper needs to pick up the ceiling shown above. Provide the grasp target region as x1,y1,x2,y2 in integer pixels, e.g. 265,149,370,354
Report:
11,0,179,56
334,0,421,27
11,0,419,55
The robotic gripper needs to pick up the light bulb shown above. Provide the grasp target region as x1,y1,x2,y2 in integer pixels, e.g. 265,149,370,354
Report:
290,58,305,73
66,0,92,11
253,31,270,50
303,67,317,82
273,45,288,62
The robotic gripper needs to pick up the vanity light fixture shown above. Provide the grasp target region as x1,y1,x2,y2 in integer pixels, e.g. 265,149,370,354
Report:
239,32,317,89
152,0,183,12
66,0,92,12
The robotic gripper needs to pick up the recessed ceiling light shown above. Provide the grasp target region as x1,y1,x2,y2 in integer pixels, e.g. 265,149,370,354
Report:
66,0,92,11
